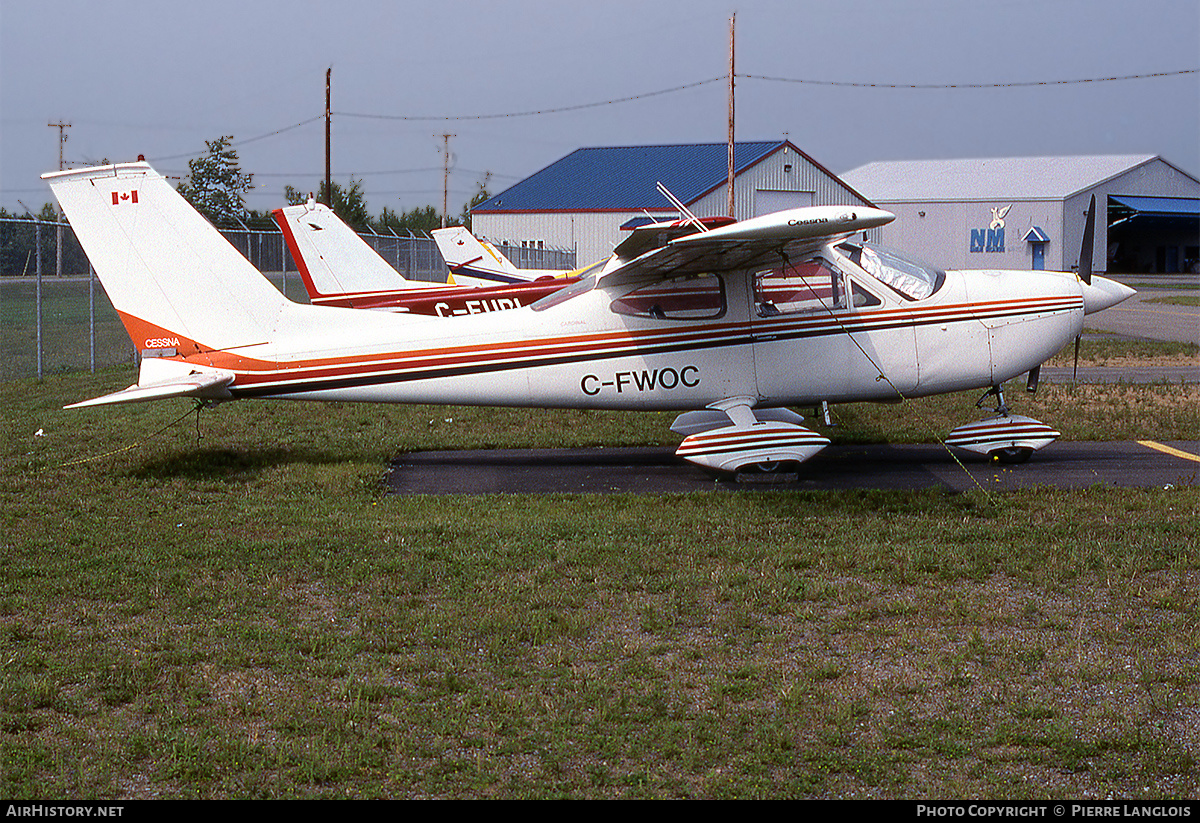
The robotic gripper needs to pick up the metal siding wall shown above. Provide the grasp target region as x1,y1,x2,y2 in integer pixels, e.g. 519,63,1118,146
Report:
873,200,1070,273
1066,163,1200,275
474,149,885,263
838,159,1200,275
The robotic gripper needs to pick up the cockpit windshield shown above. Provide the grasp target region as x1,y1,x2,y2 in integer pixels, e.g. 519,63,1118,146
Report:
836,242,945,301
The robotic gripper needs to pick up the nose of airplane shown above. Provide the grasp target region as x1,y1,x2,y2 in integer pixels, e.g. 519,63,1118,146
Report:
1081,276,1136,315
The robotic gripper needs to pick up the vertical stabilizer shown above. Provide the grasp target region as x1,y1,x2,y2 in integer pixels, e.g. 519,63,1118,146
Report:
44,162,288,356
432,226,532,285
274,200,426,300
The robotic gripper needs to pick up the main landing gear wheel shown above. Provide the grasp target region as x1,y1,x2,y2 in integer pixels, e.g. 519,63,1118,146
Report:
731,460,801,484
989,446,1033,464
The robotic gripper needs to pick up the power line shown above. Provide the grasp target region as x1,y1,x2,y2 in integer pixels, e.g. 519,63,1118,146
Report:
144,115,325,163
740,68,1199,90
43,66,1196,175
335,77,726,121
330,68,1195,123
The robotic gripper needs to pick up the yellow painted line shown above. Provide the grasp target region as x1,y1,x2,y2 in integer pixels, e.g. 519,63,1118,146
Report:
1138,440,1200,463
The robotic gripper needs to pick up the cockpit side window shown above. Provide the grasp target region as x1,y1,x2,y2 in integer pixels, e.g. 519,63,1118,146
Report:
850,281,882,308
754,257,846,316
836,241,945,301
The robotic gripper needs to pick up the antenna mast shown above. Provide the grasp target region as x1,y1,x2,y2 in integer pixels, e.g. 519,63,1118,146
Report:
727,13,736,218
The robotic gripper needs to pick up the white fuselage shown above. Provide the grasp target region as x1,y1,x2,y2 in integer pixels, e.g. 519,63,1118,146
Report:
219,249,1084,411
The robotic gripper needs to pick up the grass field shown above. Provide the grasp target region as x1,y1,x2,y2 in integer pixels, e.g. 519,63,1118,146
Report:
1143,296,1200,307
2,364,1198,799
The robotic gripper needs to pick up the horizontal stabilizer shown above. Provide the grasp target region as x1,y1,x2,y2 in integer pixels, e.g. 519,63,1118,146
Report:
66,360,235,409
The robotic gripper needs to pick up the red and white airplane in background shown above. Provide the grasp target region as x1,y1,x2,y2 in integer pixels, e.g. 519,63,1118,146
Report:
273,199,590,316
45,161,1133,474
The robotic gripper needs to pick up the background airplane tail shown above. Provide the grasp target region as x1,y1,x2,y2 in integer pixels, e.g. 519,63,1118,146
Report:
44,162,289,358
274,201,423,301
432,226,528,285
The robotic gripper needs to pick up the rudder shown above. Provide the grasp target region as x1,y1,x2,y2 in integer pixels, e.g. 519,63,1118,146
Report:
44,162,289,358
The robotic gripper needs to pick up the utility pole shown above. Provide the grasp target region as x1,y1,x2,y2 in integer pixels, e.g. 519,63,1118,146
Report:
49,121,70,170
440,133,455,228
325,68,332,207
727,13,736,219
48,121,70,277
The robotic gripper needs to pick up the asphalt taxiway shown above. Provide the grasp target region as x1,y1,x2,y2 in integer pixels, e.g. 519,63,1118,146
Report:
385,440,1199,495
386,281,1197,496
1083,276,1199,346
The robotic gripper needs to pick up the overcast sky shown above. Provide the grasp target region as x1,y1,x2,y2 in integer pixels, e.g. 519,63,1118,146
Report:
2,0,1197,217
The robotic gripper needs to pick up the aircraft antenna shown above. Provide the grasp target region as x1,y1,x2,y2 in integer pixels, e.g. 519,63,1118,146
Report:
440,133,456,228
656,182,707,231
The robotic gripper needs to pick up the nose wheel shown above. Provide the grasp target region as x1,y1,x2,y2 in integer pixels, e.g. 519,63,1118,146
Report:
989,446,1034,464
948,387,1060,462
975,383,1010,415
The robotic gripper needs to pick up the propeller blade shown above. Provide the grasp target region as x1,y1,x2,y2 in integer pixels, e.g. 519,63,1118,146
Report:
1073,336,1081,384
1079,194,1095,286
1026,364,1040,394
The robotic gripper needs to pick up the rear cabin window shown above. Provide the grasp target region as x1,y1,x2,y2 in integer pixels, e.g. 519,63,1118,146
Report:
610,273,725,320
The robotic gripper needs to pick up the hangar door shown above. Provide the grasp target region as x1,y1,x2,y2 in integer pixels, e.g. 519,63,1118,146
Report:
755,189,813,216
1108,195,1200,273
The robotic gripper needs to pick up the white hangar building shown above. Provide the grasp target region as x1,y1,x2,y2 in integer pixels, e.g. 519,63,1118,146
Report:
471,141,877,266
840,155,1200,275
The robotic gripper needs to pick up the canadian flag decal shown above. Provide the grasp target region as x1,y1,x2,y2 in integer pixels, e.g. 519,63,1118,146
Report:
111,190,139,205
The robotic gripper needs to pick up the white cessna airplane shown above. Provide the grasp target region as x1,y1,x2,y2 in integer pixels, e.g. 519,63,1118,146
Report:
45,161,1133,473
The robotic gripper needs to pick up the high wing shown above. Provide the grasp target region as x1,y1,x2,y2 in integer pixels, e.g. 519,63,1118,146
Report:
597,206,895,286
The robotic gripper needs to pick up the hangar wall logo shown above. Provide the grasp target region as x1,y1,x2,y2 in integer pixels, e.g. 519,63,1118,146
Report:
970,205,1012,253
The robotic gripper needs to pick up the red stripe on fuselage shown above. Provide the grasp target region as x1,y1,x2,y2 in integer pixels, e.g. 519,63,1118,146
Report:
172,294,1080,395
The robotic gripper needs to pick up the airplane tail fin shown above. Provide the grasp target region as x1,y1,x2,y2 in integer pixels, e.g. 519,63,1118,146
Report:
432,226,530,285
43,162,289,358
274,200,426,303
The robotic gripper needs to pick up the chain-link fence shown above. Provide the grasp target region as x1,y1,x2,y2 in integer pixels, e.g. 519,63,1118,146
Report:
1,217,574,381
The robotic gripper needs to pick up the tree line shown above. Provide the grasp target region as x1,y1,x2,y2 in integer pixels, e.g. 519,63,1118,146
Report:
180,136,490,234
1,136,489,233
1,136,491,276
